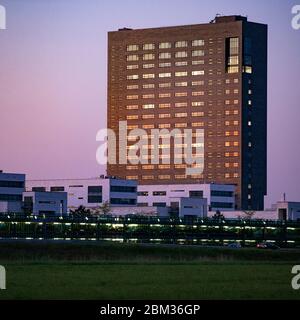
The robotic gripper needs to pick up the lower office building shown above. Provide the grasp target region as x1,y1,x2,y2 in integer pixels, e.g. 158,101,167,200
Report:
158,197,208,218
23,191,68,217
26,176,138,211
137,183,235,211
0,171,25,213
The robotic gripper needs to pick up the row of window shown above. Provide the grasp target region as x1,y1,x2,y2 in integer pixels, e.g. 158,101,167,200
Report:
126,173,239,180
127,163,239,170
126,70,205,80
125,78,239,87
127,40,205,52
126,84,240,96
127,50,205,61
126,121,241,132
126,102,239,109
126,113,240,122
127,60,205,69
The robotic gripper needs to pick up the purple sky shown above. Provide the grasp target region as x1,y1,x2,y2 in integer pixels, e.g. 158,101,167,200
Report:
0,0,299,207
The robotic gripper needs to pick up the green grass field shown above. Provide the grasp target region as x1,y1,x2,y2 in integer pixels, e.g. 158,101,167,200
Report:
0,241,299,300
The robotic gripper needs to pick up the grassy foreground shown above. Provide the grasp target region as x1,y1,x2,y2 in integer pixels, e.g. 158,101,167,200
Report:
0,241,299,300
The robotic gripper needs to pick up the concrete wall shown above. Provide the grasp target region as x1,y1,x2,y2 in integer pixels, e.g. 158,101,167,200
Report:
137,183,235,210
23,191,68,216
0,172,25,213
26,177,137,210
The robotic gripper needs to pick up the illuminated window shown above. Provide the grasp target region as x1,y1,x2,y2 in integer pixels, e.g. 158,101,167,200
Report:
175,51,188,58
175,102,187,107
192,112,204,117
126,176,138,180
175,175,186,179
192,50,204,57
175,81,187,87
192,70,204,76
126,165,138,170
143,53,155,60
192,122,204,127
127,74,139,80
175,71,188,77
142,124,154,129
142,175,154,180
159,164,171,169
159,82,171,88
142,114,155,119
175,61,188,66
127,84,139,90
127,125,138,130
192,91,204,96
159,72,171,78
159,52,171,59
127,45,139,51
159,113,171,118
244,66,252,73
159,93,171,98
126,95,138,100
126,105,139,110
143,63,155,69
192,101,204,107
175,92,187,97
227,66,239,73
175,41,188,48
175,123,187,128
142,94,155,99
143,43,155,50
159,123,171,128
192,39,205,46
142,104,155,109
159,42,171,49
192,60,204,66
143,73,155,79
158,103,171,109
159,62,171,67
142,165,154,170
175,112,187,117
126,115,138,120
192,81,204,86
127,64,138,70
143,83,155,89
158,175,171,180
127,54,139,61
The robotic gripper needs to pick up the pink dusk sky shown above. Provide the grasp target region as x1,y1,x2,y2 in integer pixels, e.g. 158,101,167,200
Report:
0,0,299,207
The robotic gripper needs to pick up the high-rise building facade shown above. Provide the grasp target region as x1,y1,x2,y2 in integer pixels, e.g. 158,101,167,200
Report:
107,15,267,210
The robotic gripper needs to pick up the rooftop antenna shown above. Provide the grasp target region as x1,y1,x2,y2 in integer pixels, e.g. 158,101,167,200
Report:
283,193,286,202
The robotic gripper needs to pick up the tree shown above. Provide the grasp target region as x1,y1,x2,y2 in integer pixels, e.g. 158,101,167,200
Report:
212,210,225,221
99,201,111,215
242,211,256,220
70,205,91,218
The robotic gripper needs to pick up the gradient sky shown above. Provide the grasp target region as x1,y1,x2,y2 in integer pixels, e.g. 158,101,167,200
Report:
0,0,299,207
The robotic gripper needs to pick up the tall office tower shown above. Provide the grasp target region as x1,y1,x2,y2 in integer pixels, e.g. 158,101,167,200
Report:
107,15,267,210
